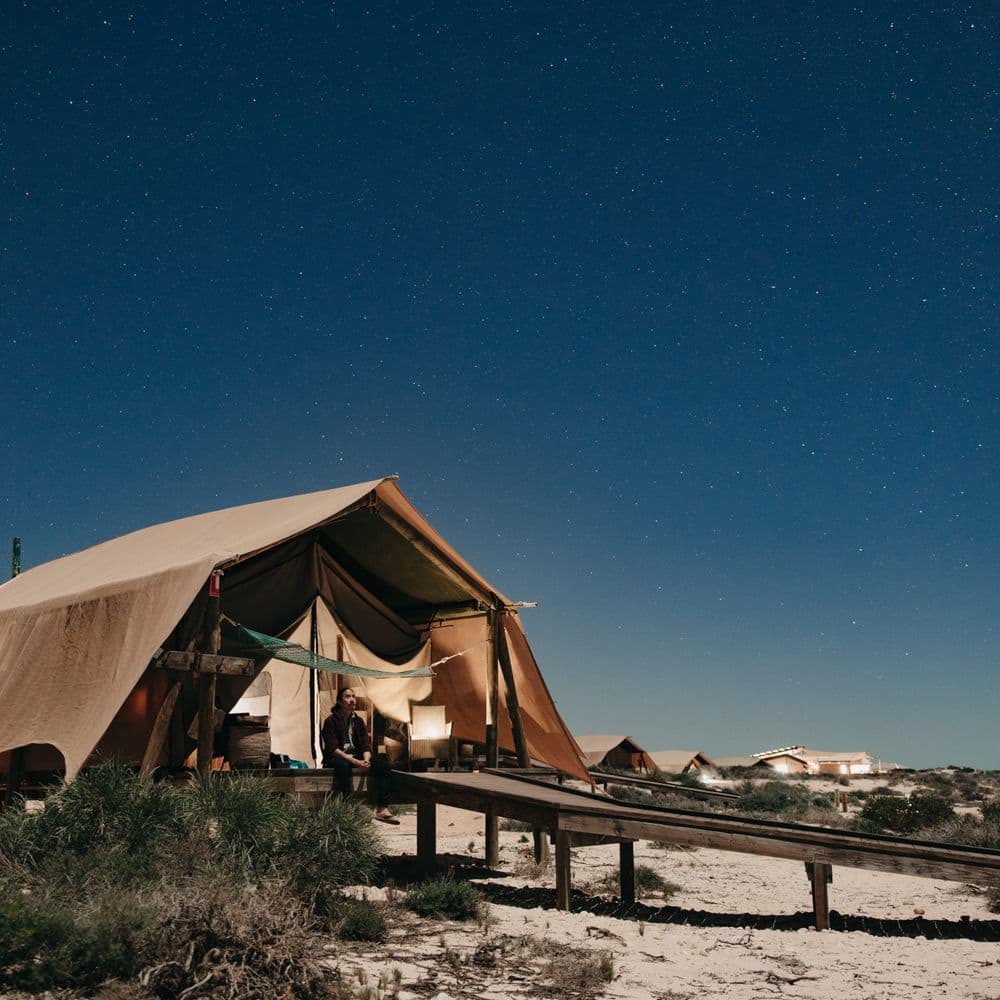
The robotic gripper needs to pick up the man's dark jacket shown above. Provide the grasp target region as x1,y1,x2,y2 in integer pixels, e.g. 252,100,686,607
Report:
321,708,371,767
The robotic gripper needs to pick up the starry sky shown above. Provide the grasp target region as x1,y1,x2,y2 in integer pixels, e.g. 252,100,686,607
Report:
3,3,998,768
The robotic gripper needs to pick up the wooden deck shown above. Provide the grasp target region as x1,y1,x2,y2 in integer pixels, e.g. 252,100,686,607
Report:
392,770,1000,929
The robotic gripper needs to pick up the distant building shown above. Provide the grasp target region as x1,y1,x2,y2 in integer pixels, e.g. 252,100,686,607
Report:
574,734,653,772
751,745,880,775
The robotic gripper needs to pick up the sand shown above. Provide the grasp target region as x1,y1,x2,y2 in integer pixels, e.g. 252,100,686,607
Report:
328,800,1000,999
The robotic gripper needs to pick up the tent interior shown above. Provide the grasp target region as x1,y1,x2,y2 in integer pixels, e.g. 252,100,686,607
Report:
0,481,588,786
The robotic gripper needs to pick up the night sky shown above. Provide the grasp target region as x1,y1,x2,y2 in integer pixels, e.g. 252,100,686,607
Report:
3,3,998,768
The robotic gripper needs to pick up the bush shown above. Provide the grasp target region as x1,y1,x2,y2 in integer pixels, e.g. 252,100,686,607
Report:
36,763,185,857
606,784,652,805
405,877,483,920
545,950,614,990
181,771,291,877
0,890,150,993
920,815,1000,850
279,797,383,902
500,817,534,832
335,899,388,941
137,877,332,998
735,781,813,817
856,793,954,834
635,864,678,899
982,800,1000,822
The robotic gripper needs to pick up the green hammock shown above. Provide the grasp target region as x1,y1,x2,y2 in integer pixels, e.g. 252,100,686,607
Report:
238,626,435,679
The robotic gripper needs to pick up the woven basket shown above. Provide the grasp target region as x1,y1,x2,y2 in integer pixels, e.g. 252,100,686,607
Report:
229,727,271,770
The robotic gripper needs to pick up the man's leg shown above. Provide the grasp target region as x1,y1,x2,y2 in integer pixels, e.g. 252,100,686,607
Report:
371,755,392,809
330,757,354,798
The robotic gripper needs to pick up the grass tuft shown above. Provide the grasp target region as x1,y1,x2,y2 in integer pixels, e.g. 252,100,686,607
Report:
405,877,483,920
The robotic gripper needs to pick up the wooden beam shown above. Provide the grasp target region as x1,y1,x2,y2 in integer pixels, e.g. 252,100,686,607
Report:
497,614,549,865
139,680,182,778
807,861,832,930
484,609,500,867
619,841,636,905
559,812,1000,885
417,799,437,873
152,651,256,675
555,826,572,911
197,576,222,776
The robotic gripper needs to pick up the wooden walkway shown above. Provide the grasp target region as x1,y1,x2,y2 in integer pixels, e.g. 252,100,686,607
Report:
392,770,1000,929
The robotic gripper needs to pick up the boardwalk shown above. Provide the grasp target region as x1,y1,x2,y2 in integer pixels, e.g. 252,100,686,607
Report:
392,770,1000,929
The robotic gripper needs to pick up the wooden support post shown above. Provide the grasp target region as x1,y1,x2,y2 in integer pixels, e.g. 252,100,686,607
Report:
806,861,832,930
484,608,500,867
555,826,572,911
497,612,550,865
140,680,182,778
196,572,222,776
417,799,437,873
619,841,636,905
4,747,25,809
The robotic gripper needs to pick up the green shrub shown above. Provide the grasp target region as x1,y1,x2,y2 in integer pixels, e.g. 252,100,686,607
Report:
635,864,678,899
920,815,1000,850
335,899,388,941
856,793,954,834
0,801,41,876
181,772,290,876
606,784,652,805
982,800,1000,822
0,890,149,993
279,797,383,901
735,781,813,817
35,762,185,859
500,818,533,832
405,877,483,920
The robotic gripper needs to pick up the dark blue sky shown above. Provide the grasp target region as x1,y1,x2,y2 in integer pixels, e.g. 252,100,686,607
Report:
3,3,998,767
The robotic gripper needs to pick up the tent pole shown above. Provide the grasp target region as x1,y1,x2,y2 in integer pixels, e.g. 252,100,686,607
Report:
3,542,24,807
310,601,319,764
484,607,500,866
197,572,222,776
497,613,549,863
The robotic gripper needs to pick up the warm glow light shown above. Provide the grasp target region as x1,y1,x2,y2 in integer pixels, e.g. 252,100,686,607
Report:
412,721,448,739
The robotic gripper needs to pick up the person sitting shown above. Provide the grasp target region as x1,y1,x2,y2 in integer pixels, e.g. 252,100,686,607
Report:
321,686,397,824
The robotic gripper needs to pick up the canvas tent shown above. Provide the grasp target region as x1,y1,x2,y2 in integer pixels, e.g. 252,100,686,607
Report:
647,750,717,774
575,734,654,772
0,478,589,784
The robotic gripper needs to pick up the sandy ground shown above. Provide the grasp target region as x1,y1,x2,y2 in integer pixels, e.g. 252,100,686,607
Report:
328,799,1000,1000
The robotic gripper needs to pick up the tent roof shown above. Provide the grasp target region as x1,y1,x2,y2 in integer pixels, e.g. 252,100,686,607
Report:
648,750,717,770
714,755,765,768
574,734,653,768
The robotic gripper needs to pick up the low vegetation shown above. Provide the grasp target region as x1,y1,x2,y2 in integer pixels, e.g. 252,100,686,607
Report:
854,792,954,835
404,876,483,921
0,762,383,996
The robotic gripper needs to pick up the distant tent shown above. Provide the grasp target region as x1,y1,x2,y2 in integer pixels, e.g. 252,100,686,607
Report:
0,478,589,783
647,750,717,774
575,734,653,772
